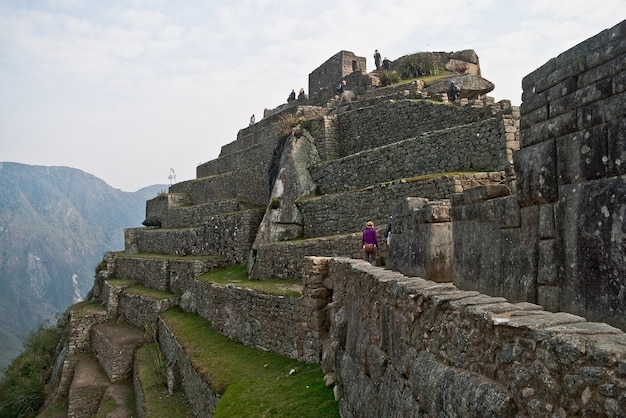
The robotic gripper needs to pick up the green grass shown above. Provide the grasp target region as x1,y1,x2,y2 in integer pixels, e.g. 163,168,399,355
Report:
0,323,65,418
105,279,136,287
34,397,68,418
124,285,177,300
112,251,226,262
198,264,302,297
161,309,339,418
136,344,193,417
71,300,106,316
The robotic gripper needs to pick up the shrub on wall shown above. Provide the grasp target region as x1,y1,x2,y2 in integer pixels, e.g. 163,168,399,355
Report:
396,52,439,79
378,71,401,86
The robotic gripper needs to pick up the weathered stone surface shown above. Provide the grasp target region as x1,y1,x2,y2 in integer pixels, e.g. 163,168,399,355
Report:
515,139,558,205
67,354,110,418
424,73,495,100
317,257,626,417
556,178,626,329
412,352,518,417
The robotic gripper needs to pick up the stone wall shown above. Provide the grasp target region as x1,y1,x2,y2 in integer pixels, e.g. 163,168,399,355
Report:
298,172,505,238
106,253,228,293
124,208,264,264
310,111,517,194
308,50,366,97
158,317,220,417
184,272,331,363
451,188,539,304
249,234,362,280
147,198,255,229
311,257,626,417
518,19,626,330
451,19,626,330
333,99,517,159
168,173,238,205
387,197,455,282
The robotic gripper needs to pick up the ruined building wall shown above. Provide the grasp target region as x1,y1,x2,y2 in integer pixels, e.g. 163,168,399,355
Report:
451,19,626,330
308,50,366,97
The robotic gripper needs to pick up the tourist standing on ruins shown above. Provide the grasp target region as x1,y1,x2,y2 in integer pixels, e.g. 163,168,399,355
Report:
287,89,296,103
382,57,391,71
449,81,460,102
362,221,378,265
374,49,381,70
249,114,255,126
298,88,307,100
384,216,392,246
336,80,346,95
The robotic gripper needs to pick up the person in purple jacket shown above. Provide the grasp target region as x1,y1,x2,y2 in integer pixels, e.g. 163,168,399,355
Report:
362,220,378,265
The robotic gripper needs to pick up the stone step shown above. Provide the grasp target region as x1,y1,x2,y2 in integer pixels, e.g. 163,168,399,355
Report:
67,353,110,418
105,252,231,293
95,379,136,418
91,323,146,383
117,285,179,329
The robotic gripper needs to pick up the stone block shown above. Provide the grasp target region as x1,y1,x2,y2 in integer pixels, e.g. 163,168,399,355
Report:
607,118,626,176
537,285,560,312
556,127,609,185
538,203,556,239
415,202,451,223
579,91,626,130
523,110,577,147
388,222,452,283
615,65,626,94
68,354,110,418
520,104,548,130
411,352,518,417
450,192,465,207
537,239,557,285
556,178,626,330
522,57,556,95
91,323,145,383
494,195,521,229
463,184,511,205
515,140,558,205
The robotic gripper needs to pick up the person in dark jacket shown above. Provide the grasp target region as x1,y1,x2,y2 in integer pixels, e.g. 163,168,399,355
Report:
449,81,460,102
384,216,392,245
362,221,378,265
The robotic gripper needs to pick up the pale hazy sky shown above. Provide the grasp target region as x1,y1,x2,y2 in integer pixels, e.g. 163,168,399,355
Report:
1,1,624,191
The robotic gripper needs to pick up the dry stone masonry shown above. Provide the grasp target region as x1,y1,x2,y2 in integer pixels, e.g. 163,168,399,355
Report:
39,19,626,417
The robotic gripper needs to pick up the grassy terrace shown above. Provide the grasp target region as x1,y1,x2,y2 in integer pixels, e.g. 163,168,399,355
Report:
198,264,302,297
124,284,177,300
161,308,339,417
112,251,227,262
136,343,193,417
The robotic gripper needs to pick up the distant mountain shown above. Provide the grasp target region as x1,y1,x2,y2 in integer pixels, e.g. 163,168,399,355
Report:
0,162,167,375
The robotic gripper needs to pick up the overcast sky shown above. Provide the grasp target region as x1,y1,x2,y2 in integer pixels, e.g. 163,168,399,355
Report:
1,1,624,192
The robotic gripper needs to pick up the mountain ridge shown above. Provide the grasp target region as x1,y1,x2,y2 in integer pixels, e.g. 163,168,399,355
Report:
0,161,167,374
